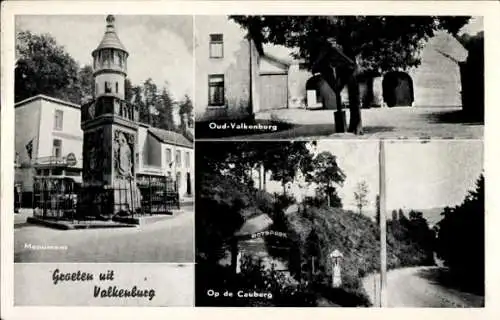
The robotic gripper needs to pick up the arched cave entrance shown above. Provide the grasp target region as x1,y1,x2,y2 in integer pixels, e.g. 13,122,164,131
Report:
305,74,337,110
382,71,414,107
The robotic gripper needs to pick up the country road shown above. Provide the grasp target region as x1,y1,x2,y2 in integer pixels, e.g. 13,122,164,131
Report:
362,266,484,307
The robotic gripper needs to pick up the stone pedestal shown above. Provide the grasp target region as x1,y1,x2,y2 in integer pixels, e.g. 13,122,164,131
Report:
79,98,141,219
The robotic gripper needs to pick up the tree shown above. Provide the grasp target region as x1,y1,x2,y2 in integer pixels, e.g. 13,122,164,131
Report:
142,78,159,125
353,181,369,215
264,142,315,195
124,78,134,102
157,86,176,131
230,16,470,134
76,64,95,103
309,151,346,207
179,94,194,133
15,30,81,103
196,141,316,196
435,174,484,294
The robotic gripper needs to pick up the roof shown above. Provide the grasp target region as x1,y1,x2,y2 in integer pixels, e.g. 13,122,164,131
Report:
148,127,193,149
92,15,128,56
15,94,80,109
234,213,274,237
429,31,468,63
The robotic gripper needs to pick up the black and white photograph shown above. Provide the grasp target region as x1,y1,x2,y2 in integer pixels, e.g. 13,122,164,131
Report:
195,140,386,307
13,14,195,264
194,15,484,140
373,140,484,307
1,0,497,316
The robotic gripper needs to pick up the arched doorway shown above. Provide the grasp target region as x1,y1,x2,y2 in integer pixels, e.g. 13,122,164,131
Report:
382,71,414,107
305,74,337,110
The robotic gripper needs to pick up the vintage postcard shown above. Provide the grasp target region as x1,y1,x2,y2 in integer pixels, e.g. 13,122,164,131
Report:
1,1,498,320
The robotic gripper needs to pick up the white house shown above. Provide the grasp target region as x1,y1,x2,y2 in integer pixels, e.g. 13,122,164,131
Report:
15,94,84,205
136,124,194,199
194,15,312,122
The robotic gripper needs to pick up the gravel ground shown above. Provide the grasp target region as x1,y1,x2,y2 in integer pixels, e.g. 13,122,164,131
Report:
239,106,483,140
362,266,485,307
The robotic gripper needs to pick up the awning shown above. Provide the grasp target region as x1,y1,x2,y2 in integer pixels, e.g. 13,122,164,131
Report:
234,213,273,238
65,176,82,184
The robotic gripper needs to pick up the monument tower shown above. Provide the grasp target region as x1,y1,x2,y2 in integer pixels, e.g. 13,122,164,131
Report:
80,15,141,219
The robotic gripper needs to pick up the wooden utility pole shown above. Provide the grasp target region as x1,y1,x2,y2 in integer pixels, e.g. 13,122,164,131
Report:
379,139,388,307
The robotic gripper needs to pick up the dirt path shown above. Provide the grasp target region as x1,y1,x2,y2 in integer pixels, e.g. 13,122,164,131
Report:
362,266,484,307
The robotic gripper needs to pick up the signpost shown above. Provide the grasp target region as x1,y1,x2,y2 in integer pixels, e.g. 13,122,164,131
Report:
66,153,77,167
329,249,343,288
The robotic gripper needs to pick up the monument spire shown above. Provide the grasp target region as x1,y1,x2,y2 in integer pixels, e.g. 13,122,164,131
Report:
80,14,140,220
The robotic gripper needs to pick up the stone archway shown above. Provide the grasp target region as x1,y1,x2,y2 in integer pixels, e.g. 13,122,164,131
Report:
382,71,414,107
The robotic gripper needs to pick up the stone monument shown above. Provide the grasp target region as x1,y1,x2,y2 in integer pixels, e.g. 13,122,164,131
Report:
79,15,141,219
329,249,343,288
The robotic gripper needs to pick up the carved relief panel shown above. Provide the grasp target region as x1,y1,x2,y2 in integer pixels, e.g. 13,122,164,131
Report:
82,128,105,183
113,129,136,179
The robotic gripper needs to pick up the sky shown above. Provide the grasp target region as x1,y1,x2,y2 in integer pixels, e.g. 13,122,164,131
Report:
15,15,194,101
385,140,483,211
264,141,380,215
458,16,483,37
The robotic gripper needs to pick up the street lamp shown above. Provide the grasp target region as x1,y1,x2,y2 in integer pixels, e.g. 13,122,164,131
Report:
329,249,343,288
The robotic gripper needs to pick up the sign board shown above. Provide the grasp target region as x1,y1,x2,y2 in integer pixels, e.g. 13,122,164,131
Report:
66,153,77,166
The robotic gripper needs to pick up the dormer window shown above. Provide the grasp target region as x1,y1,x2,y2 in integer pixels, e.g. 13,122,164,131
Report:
209,34,223,58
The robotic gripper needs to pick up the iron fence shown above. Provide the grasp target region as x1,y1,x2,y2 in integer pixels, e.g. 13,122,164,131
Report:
33,177,79,220
137,175,180,215
33,175,180,221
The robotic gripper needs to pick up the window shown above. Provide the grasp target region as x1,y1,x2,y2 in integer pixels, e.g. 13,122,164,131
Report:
105,81,111,93
52,139,62,158
54,110,63,130
116,82,119,93
208,75,224,106
175,150,182,168
209,34,223,58
165,148,172,167
118,53,124,67
184,151,190,168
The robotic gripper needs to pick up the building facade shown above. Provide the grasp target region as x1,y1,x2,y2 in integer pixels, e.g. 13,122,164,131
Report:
194,16,313,122
195,15,261,121
137,125,194,199
15,95,84,205
195,16,469,121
